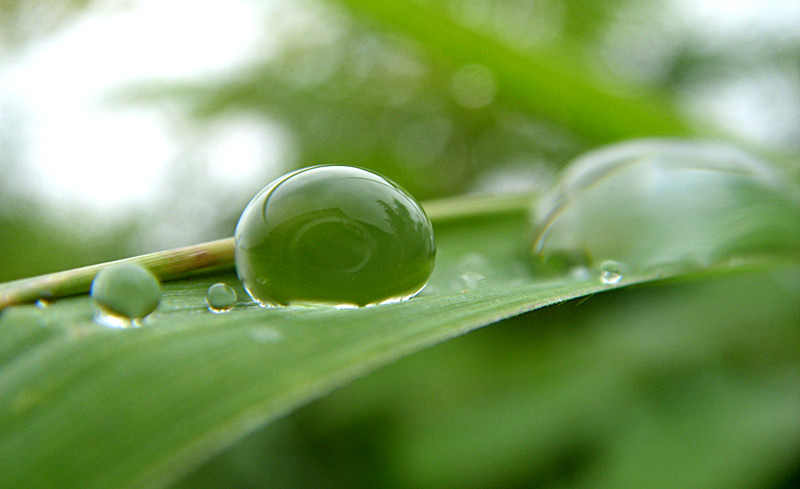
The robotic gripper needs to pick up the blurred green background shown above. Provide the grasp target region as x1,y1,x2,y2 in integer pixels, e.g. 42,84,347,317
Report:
1,0,799,488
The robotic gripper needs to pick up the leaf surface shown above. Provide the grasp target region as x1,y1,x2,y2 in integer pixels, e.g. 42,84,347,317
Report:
1,193,796,489
0,199,658,489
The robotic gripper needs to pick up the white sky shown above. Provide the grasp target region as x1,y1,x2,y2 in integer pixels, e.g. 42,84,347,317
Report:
0,0,279,211
673,0,800,35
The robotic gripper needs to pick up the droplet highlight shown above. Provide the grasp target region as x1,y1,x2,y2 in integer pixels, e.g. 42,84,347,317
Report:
206,283,237,312
532,139,800,276
234,165,436,307
90,263,161,327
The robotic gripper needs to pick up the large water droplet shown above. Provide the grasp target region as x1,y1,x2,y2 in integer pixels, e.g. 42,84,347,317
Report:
533,140,800,276
90,263,161,327
234,165,436,306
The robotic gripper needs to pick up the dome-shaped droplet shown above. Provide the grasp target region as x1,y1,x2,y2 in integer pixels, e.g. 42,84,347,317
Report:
206,283,237,312
90,263,161,325
234,165,436,306
533,140,800,275
599,260,624,285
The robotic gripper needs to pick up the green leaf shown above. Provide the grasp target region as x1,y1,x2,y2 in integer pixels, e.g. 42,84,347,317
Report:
0,195,662,489
0,193,795,489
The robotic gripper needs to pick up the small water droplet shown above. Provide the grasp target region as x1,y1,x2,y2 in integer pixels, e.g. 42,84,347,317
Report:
532,140,800,275
90,263,160,327
454,252,491,290
206,283,237,312
458,271,487,290
234,165,436,306
599,260,624,285
35,291,55,308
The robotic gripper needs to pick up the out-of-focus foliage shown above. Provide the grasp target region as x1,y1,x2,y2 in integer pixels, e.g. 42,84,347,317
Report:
0,0,91,46
125,0,696,201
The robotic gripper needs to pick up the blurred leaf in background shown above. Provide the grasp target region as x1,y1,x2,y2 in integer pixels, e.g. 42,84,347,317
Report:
1,0,799,488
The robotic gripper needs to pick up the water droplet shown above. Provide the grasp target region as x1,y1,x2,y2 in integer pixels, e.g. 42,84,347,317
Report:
234,165,436,306
458,271,487,290
206,283,237,312
533,140,800,275
90,263,160,327
599,260,624,285
454,253,491,290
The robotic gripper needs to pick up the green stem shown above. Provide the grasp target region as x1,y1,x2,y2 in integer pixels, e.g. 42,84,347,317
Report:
0,238,234,309
422,192,534,222
0,193,535,309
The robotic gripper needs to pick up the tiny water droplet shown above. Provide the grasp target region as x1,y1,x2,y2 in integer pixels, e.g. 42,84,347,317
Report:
454,252,490,290
599,260,624,285
234,165,436,307
532,140,800,276
458,271,487,290
35,291,55,308
90,263,160,327
206,283,237,312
